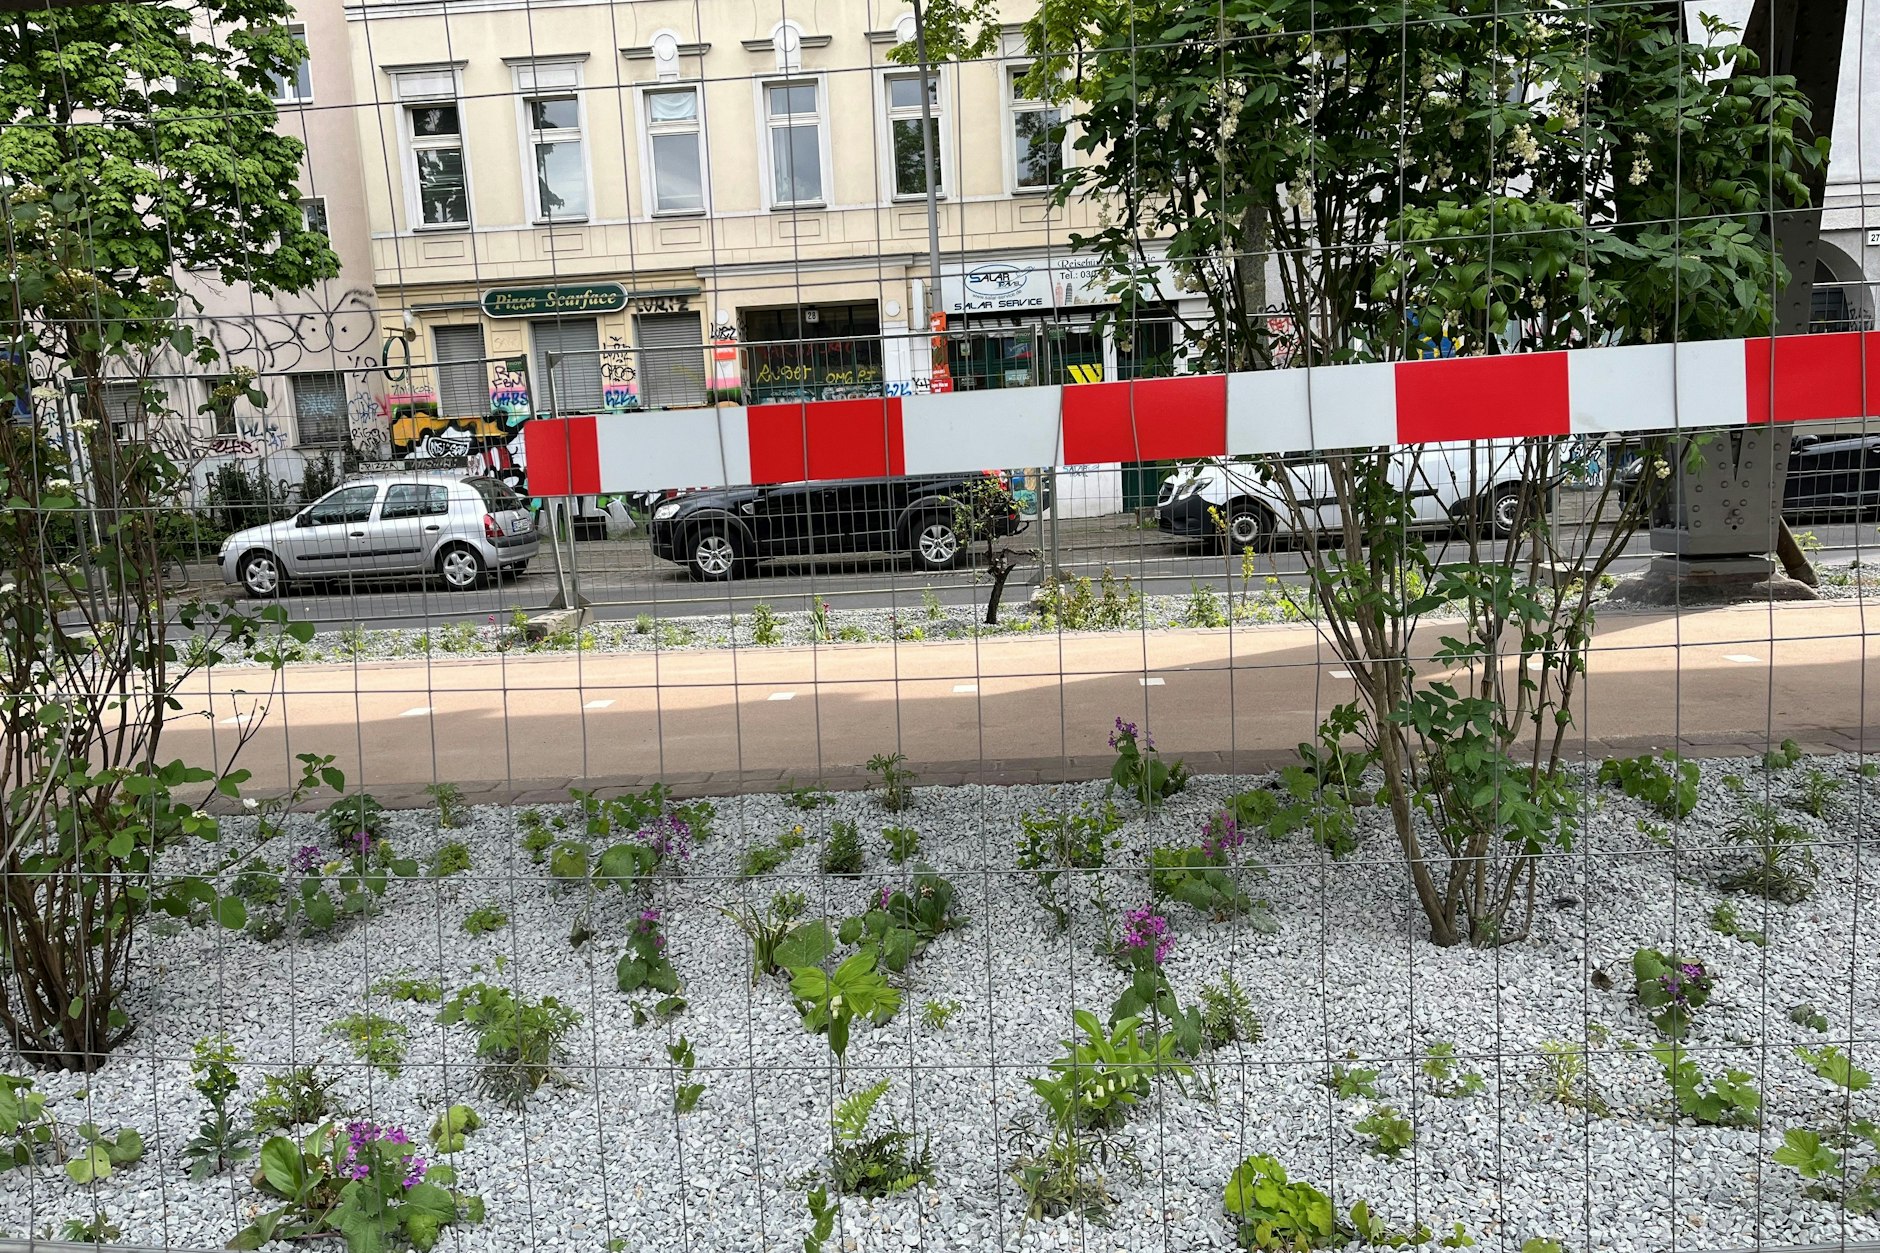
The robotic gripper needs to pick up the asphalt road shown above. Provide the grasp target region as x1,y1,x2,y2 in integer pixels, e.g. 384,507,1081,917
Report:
215,517,1878,631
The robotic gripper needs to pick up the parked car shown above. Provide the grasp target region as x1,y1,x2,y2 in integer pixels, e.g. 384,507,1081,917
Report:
220,473,538,598
1615,429,1880,523
650,472,1021,580
1156,443,1537,550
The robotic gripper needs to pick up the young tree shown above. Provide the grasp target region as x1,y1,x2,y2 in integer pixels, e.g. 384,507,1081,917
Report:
919,0,1819,945
0,1,335,1068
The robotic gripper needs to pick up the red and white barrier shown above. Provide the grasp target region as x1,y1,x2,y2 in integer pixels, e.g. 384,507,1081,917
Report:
523,330,1880,495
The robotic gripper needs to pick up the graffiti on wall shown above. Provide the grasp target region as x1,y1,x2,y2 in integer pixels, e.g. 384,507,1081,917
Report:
490,359,531,419
600,336,641,411
190,287,389,452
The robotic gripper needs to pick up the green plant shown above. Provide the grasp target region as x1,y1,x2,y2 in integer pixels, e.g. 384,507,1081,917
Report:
1148,844,1274,927
866,752,917,812
1791,1003,1831,1033
330,1013,409,1078
827,1077,933,1197
1032,1011,1191,1131
785,783,836,811
723,895,831,983
252,1064,341,1133
790,948,901,1073
1198,972,1264,1049
1183,580,1227,628
1651,1043,1760,1127
1230,768,1360,858
668,1038,705,1114
0,1073,142,1182
656,622,694,649
921,586,943,619
1294,708,1376,804
1796,768,1841,819
808,598,832,642
426,782,470,827
1108,717,1189,810
462,904,510,936
834,624,870,642
803,1186,837,1253
882,825,921,863
1325,1062,1380,1101
437,982,581,1109
1421,1042,1486,1098
1709,900,1766,946
427,1104,482,1153
232,1122,483,1253
740,843,791,878
321,792,388,849
821,819,865,874
1597,753,1700,820
374,976,443,1004
1521,1241,1567,1253
920,998,960,1030
1723,801,1818,902
839,866,966,974
58,1212,122,1244
633,613,654,634
1797,1044,1873,1093
1222,1155,1443,1250
750,602,783,646
1538,1041,1605,1115
1764,737,1804,771
615,908,680,998
519,810,556,864
183,1035,252,1179
1632,948,1714,1038
429,840,473,879
1353,1105,1415,1156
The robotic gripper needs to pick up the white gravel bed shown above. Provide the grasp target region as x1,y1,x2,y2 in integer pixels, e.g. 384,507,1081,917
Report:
195,562,1878,670
4,755,1880,1252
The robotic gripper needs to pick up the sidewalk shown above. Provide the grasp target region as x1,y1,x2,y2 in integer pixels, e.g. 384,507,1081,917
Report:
171,598,1877,808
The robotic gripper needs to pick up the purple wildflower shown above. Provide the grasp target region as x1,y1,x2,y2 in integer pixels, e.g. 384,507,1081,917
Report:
288,843,322,875
1201,811,1243,860
638,815,691,861
1122,905,1173,964
878,885,892,912
401,1154,427,1188
347,829,373,857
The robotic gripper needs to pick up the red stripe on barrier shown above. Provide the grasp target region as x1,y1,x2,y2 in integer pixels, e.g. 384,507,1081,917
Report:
746,398,906,484
521,416,599,496
1745,330,1880,424
1394,353,1570,443
1061,375,1227,465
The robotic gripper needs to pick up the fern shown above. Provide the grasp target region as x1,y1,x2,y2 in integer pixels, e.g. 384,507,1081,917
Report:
1198,971,1263,1049
828,1078,933,1198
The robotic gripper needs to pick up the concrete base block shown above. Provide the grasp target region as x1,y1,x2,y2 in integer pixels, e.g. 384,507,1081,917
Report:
524,606,591,641
1607,556,1819,606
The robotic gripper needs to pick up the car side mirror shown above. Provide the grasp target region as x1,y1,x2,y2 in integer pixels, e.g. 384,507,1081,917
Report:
295,510,313,528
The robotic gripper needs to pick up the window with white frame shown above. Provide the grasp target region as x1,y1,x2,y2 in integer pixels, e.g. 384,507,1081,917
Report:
1009,67,1063,191
644,87,704,214
516,62,590,222
301,197,329,237
290,372,346,446
764,81,823,207
885,73,942,199
270,23,312,104
393,67,470,228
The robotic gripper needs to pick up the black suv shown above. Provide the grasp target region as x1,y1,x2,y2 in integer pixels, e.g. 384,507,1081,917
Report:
649,472,1020,580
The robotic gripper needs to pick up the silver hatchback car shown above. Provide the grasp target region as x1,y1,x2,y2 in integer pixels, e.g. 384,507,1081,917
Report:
219,473,539,598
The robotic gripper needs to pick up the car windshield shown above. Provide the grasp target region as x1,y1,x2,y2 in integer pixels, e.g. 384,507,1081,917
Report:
469,478,526,511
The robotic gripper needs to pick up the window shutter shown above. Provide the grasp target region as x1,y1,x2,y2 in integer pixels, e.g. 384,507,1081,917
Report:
433,324,488,418
635,312,707,408
530,318,604,414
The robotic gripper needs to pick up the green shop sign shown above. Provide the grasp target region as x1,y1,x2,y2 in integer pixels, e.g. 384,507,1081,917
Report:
480,283,628,319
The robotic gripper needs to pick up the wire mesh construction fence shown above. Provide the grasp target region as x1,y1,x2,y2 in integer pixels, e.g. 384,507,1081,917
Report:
3,1,1880,1252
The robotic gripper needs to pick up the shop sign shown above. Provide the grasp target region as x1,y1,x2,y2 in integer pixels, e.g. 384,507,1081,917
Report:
939,257,1177,316
632,295,690,314
481,283,628,319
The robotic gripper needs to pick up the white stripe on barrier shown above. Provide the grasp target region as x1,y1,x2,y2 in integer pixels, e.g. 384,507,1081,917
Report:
900,387,1062,476
1674,338,1751,430
1226,368,1311,454
593,406,752,491
1568,343,1671,435
1303,360,1398,449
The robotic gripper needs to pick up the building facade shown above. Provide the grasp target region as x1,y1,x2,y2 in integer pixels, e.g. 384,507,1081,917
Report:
339,0,1210,475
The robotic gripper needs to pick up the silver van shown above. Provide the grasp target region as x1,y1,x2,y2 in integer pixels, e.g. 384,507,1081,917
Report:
219,473,538,598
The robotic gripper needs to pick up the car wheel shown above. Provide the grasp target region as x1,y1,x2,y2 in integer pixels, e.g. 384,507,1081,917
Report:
239,550,284,599
1484,485,1529,538
437,545,486,591
687,525,740,581
911,516,961,571
1218,501,1274,553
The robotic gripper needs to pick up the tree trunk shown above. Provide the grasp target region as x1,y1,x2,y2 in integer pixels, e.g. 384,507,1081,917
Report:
983,556,1014,625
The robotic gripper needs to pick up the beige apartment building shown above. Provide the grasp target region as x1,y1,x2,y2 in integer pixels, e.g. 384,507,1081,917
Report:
339,0,1209,459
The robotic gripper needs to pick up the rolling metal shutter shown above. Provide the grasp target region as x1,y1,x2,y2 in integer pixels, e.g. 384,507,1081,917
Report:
433,323,488,417
530,317,604,414
636,312,707,408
